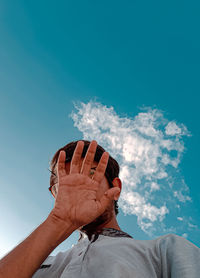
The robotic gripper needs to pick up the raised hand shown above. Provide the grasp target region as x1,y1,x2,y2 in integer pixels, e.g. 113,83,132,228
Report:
49,140,120,230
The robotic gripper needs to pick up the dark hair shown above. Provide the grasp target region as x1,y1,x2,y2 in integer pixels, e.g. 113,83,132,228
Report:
49,140,120,215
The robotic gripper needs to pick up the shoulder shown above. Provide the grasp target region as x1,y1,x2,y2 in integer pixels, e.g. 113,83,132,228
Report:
32,249,73,278
154,233,200,258
156,233,198,247
156,233,184,245
132,233,183,249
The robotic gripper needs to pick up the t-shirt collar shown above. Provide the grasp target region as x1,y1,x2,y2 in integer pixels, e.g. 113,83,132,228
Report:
78,227,133,242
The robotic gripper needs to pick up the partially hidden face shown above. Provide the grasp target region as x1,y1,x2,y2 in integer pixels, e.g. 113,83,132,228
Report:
50,158,111,201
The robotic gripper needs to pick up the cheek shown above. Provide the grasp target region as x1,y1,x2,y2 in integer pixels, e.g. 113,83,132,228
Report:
96,177,110,199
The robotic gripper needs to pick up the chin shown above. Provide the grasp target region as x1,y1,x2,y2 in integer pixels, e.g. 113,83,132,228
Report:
79,216,104,232
79,206,114,233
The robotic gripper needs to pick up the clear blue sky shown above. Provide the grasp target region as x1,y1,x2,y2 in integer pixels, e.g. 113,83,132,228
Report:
0,0,199,257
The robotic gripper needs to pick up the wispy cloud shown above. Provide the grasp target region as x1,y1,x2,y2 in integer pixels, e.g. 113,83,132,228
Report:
70,101,196,237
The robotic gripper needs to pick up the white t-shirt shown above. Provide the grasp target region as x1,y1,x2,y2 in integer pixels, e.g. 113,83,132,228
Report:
32,228,200,278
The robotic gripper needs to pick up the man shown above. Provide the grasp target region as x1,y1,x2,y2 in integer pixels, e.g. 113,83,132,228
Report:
0,140,199,278
48,139,122,242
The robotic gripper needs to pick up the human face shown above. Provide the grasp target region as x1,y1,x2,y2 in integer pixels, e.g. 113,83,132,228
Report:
50,159,112,200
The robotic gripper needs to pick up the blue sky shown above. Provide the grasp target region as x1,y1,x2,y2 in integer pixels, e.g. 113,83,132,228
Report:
0,1,199,257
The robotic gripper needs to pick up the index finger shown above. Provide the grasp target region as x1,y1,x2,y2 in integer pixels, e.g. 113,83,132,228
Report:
92,152,109,184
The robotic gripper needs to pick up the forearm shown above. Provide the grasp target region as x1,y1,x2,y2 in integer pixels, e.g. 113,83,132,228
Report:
0,215,76,278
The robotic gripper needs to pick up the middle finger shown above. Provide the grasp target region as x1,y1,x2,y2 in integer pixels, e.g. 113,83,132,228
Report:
80,140,97,176
70,141,84,174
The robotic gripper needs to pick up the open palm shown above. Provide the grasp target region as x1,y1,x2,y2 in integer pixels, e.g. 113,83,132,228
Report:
50,141,119,229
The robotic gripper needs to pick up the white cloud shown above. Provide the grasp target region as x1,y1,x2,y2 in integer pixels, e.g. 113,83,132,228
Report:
177,217,183,221
70,101,193,236
165,121,190,136
150,182,160,192
173,191,191,203
173,181,191,203
188,223,198,229
182,233,188,238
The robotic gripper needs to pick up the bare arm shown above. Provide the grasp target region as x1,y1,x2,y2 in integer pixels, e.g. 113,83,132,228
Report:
0,141,119,278
0,215,76,278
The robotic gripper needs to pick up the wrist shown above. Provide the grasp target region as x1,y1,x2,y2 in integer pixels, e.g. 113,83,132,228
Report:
45,213,77,247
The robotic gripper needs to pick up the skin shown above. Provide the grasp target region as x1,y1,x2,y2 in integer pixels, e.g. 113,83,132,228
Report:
0,140,122,278
51,157,122,240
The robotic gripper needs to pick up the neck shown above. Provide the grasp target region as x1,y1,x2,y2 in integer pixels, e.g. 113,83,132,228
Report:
79,216,122,240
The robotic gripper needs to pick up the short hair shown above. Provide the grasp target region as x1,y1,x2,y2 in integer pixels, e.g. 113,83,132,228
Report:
49,140,120,215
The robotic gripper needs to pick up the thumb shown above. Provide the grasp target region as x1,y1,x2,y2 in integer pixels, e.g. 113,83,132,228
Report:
97,187,120,215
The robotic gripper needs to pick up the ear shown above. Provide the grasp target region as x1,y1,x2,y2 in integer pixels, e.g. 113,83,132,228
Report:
112,177,122,200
